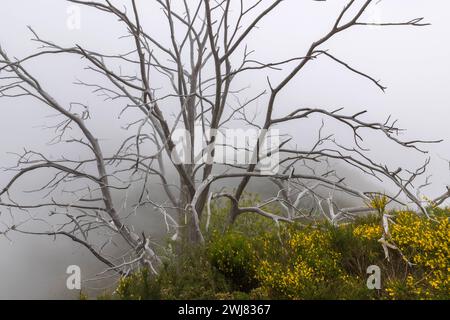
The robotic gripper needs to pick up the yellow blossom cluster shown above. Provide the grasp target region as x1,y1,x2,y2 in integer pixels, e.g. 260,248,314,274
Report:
110,206,448,300
353,224,382,241
256,229,344,299
386,211,449,298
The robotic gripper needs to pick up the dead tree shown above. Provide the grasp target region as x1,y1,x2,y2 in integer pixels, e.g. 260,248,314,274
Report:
0,0,448,276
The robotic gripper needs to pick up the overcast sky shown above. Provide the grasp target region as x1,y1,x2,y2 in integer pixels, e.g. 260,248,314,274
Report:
0,0,449,299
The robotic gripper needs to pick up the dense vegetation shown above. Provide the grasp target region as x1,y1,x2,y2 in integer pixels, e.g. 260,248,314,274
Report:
92,199,449,300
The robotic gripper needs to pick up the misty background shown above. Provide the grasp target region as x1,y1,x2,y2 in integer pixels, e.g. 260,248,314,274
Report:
0,0,449,299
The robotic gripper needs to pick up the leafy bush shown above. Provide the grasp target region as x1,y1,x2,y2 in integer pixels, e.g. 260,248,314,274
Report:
343,209,449,299
255,226,359,299
103,202,449,300
208,231,259,291
112,246,233,300
385,210,449,299
115,268,161,300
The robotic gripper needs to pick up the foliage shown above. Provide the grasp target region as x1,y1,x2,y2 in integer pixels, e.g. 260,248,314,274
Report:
115,268,161,300
369,195,389,214
386,210,449,299
344,209,449,299
208,231,259,291
254,226,371,299
102,203,449,300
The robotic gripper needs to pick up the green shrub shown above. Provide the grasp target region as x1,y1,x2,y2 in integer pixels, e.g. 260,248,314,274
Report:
115,268,161,300
208,231,259,291
386,210,449,299
252,224,376,299
103,200,449,300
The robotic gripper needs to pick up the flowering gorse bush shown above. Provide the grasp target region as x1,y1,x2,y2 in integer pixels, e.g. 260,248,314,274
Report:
254,227,355,299
387,210,449,299
349,209,449,299
104,201,449,300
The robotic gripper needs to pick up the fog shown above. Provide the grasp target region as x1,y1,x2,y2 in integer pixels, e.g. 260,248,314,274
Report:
0,0,449,299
